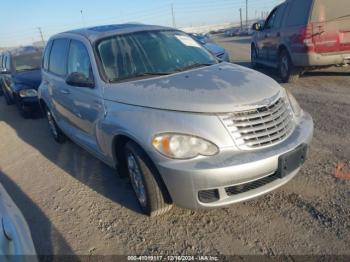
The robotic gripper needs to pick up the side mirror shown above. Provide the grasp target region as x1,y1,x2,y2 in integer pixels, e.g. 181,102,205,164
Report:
66,72,94,88
252,23,262,31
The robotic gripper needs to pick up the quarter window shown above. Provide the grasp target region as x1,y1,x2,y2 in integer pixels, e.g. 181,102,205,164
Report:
43,40,53,71
49,39,69,76
264,9,277,29
286,0,312,26
67,40,93,80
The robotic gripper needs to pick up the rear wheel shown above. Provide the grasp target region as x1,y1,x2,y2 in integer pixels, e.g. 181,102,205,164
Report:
46,108,66,143
125,141,172,217
251,45,260,69
279,50,300,83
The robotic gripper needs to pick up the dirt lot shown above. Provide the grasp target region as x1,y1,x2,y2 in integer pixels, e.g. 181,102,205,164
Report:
0,35,349,257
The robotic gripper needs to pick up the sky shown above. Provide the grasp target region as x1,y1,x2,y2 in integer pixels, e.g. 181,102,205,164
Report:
0,0,282,47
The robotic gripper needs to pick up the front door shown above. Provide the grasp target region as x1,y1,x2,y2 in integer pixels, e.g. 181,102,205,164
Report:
63,39,104,149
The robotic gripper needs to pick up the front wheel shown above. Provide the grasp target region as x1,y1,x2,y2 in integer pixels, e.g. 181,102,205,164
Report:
278,50,300,83
16,97,30,119
46,108,66,143
125,141,172,217
2,88,14,105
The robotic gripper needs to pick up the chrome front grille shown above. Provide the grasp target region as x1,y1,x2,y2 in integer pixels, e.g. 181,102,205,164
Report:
219,97,294,150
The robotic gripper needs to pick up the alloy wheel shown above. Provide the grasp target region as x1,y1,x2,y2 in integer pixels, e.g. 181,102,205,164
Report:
127,153,147,208
280,54,289,79
47,110,58,138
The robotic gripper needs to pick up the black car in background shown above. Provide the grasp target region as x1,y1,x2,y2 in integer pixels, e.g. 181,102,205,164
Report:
0,47,42,118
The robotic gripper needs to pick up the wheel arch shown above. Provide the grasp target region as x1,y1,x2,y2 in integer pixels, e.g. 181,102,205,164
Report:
112,134,173,204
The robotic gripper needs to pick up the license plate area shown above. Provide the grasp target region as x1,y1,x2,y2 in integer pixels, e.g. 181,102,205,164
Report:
277,144,308,178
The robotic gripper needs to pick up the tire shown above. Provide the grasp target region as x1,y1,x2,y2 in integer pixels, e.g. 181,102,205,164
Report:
16,97,30,119
45,107,66,143
2,88,14,105
278,49,300,83
251,44,260,69
125,141,172,217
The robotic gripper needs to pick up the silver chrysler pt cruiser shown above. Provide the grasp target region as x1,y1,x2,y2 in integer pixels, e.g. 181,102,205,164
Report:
39,24,313,216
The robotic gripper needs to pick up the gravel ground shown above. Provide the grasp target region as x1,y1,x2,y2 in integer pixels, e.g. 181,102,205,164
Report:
0,35,349,257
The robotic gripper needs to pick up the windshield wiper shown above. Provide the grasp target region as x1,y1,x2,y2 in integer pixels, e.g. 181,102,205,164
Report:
175,63,215,72
108,72,173,83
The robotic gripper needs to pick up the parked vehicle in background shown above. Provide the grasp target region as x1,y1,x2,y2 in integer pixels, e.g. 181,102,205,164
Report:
224,28,239,37
251,0,350,83
39,24,313,217
0,47,42,118
189,33,230,62
0,183,37,259
0,54,3,96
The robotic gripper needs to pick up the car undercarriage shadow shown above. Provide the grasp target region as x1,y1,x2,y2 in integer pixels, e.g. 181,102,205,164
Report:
0,98,143,217
0,171,74,257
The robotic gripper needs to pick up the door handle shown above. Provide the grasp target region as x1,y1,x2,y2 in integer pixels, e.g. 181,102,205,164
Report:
60,89,71,95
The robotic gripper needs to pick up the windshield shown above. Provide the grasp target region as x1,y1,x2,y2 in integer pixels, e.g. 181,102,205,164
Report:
14,52,42,72
96,30,217,82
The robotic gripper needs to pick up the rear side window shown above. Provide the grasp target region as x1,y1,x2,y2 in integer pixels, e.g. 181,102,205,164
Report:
265,8,277,29
67,40,93,80
273,4,287,28
43,40,53,71
5,55,11,71
286,0,313,26
49,38,69,76
311,0,349,22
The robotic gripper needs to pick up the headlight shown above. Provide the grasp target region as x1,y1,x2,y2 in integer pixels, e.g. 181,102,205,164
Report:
19,89,38,98
152,133,219,159
285,90,302,117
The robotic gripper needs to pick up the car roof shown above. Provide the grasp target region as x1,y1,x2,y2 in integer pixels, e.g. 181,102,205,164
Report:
54,23,175,43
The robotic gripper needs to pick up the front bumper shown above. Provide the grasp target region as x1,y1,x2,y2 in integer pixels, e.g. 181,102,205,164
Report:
157,112,313,209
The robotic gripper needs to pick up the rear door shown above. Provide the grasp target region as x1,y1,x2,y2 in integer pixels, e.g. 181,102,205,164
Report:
311,0,350,54
46,38,71,128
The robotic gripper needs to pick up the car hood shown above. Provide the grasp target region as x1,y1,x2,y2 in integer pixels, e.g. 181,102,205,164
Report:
13,69,42,90
104,63,282,113
203,43,225,55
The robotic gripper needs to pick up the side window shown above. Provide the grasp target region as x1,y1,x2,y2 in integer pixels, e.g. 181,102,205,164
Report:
264,9,277,29
43,40,53,71
67,40,93,80
5,55,11,71
286,0,312,26
49,38,69,76
273,4,287,29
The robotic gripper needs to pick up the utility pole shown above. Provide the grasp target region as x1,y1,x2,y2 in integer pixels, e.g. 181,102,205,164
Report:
239,8,243,30
246,0,248,29
171,4,176,28
80,10,86,28
37,27,45,44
